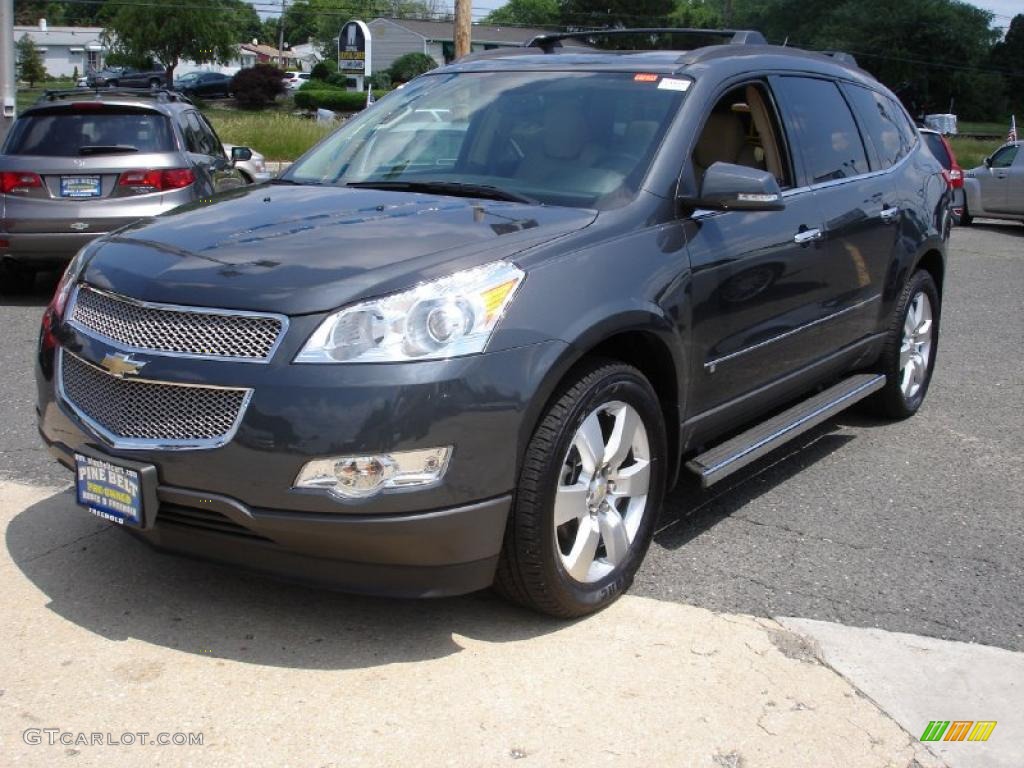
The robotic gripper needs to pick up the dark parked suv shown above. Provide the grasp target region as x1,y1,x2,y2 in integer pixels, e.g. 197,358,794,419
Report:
36,30,950,617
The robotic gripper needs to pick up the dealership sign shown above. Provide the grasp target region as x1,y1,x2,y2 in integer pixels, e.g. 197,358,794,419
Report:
339,20,371,76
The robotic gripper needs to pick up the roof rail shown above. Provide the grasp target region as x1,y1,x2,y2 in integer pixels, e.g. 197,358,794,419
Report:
35,88,193,105
527,27,766,53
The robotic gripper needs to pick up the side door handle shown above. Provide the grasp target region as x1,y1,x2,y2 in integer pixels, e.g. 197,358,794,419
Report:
793,227,823,245
880,206,900,223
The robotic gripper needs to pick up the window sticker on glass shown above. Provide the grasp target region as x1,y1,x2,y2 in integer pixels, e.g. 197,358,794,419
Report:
657,78,691,92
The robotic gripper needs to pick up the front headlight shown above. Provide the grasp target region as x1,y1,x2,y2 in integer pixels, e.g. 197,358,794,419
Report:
295,261,524,363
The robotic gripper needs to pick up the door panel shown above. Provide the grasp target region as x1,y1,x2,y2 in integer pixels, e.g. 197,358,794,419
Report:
982,144,1018,213
686,190,830,410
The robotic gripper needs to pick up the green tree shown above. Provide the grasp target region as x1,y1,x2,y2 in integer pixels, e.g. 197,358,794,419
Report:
559,0,676,28
104,0,239,85
730,0,1003,119
280,0,321,46
16,34,48,87
225,0,264,44
992,14,1024,118
484,0,560,26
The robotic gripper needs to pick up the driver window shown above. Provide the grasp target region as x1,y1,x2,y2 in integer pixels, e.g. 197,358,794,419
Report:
990,145,1018,169
692,82,792,189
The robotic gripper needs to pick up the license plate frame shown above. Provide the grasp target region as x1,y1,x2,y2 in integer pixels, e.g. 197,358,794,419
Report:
60,175,102,198
74,452,158,529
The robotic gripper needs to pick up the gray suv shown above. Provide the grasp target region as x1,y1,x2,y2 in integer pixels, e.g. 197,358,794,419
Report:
36,30,949,617
1,89,251,285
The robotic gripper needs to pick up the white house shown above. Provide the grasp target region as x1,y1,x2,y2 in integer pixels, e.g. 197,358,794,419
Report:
365,18,551,74
12,22,107,78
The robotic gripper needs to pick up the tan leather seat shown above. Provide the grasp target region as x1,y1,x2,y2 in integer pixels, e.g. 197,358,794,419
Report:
516,103,590,183
694,112,746,178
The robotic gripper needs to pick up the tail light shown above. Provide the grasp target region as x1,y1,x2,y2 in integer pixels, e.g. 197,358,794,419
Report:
948,167,964,189
1,171,43,194
118,168,195,192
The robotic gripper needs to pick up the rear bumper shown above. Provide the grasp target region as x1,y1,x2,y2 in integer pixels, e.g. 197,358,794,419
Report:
43,436,510,597
1,231,104,266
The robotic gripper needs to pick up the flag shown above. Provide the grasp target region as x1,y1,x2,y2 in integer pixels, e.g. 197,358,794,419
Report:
1010,115,1018,142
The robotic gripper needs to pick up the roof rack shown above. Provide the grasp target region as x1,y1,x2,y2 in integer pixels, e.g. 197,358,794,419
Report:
35,88,193,105
819,51,859,67
526,27,767,53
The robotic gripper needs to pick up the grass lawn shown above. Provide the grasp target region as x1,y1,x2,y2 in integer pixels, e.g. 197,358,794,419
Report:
948,136,1006,169
958,120,1012,137
203,107,335,162
15,80,77,111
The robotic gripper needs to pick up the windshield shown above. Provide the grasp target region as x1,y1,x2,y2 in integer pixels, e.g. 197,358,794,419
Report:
284,71,688,208
176,73,200,82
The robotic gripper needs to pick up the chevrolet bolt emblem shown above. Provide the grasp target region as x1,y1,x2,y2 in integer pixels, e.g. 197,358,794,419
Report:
100,353,147,378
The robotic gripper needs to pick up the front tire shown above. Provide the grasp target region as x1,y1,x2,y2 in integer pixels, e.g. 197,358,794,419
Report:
869,269,940,419
495,360,667,617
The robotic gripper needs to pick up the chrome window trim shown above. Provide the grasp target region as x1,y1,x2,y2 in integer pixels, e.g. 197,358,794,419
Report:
704,294,881,370
56,348,254,451
66,285,290,364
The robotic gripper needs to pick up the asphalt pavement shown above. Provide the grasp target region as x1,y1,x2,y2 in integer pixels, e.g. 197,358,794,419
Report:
1,222,1022,655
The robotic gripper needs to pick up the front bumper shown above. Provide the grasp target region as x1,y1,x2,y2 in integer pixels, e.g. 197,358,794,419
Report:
38,329,568,596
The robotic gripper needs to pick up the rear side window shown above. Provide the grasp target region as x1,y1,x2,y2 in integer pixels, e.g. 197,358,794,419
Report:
920,132,952,170
775,76,869,185
3,109,175,156
843,85,915,170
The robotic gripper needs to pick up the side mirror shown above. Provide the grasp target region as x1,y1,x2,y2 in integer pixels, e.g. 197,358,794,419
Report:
984,156,992,168
681,161,785,212
230,146,253,163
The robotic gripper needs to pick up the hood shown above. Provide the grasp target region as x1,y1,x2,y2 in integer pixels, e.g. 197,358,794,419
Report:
80,184,596,315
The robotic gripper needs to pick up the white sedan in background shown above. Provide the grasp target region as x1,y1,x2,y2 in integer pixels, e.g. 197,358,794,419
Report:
223,143,272,184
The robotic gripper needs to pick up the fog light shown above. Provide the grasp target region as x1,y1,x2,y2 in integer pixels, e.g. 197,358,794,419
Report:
294,447,451,499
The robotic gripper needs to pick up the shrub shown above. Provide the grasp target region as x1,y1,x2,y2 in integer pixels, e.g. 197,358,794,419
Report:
368,71,392,90
231,63,286,109
310,61,332,81
387,52,437,84
325,72,354,89
293,88,389,112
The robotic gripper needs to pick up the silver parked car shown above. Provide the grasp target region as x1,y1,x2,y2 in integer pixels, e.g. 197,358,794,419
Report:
223,143,271,184
961,140,1024,225
0,88,253,285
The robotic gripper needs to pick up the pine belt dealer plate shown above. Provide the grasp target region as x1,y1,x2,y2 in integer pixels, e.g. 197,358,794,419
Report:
61,176,102,198
75,453,144,526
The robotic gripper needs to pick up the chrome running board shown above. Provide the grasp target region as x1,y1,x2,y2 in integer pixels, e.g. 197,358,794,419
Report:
685,373,886,488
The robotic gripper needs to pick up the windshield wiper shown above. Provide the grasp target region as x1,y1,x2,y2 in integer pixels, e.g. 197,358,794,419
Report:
78,145,140,155
346,180,539,205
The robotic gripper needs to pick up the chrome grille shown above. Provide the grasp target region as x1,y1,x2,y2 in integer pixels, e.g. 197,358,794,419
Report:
69,285,285,361
59,350,251,448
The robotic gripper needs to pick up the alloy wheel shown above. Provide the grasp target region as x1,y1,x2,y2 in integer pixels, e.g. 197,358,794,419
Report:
553,401,651,583
899,291,933,399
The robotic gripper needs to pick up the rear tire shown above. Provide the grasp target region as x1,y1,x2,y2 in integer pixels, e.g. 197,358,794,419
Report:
0,263,36,295
959,201,973,226
868,269,940,420
494,360,667,618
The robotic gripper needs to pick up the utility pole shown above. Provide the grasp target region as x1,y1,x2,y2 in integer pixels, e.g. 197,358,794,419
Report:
454,0,471,59
278,0,286,69
0,0,16,143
